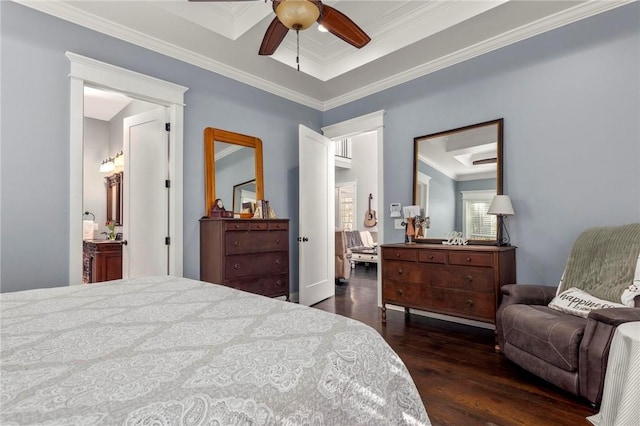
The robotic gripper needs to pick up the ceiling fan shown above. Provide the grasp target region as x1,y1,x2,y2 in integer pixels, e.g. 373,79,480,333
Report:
189,0,371,56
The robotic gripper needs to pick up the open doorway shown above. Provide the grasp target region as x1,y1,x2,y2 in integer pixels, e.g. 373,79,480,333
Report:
67,52,187,285
82,87,170,283
322,111,385,308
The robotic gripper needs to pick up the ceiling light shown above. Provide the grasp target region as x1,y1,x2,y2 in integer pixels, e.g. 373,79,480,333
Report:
275,0,320,30
113,151,124,168
318,24,328,33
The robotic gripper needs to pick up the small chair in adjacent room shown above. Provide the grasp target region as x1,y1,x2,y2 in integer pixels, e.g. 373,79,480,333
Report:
495,223,640,406
335,229,351,283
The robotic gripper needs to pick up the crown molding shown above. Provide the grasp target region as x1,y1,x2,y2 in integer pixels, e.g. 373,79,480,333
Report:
321,0,633,110
14,0,323,110
15,0,632,112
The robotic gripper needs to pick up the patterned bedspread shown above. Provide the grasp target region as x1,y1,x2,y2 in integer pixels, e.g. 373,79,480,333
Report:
1,276,430,425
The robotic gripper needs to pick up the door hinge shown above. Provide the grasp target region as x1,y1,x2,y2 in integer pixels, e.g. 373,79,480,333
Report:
165,237,171,245
165,122,170,132
165,180,171,188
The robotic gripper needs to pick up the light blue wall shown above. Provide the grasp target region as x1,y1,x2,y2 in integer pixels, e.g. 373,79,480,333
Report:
0,1,321,292
1,2,639,292
417,160,456,237
324,3,640,285
215,148,255,211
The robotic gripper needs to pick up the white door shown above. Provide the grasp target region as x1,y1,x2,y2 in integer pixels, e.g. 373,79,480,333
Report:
299,125,335,306
123,107,170,278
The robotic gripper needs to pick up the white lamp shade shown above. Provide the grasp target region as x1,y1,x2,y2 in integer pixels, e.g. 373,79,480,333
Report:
487,195,514,216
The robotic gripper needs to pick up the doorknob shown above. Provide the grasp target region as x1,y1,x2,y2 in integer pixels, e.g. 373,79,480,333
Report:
122,240,128,245
297,237,309,242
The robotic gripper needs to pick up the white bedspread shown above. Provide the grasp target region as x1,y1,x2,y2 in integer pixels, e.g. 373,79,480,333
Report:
1,276,430,425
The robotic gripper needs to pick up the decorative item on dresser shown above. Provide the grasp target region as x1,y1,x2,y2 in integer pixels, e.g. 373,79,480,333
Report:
381,243,516,330
200,217,289,300
82,240,123,283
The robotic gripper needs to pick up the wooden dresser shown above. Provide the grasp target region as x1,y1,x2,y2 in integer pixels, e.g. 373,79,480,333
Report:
200,218,289,299
381,243,516,325
82,240,123,284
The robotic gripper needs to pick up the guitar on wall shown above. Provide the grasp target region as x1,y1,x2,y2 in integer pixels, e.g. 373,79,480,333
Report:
364,193,377,227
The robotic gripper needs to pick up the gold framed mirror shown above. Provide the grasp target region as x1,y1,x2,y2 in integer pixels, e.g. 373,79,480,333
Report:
204,128,264,217
413,118,503,244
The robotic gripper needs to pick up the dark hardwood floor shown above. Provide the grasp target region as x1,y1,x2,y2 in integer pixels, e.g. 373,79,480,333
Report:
313,264,597,426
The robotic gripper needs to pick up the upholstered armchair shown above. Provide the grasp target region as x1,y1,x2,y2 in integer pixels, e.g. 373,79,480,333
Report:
335,230,351,282
496,224,640,406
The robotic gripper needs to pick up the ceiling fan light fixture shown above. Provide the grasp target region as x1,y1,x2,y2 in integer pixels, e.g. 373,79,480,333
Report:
275,0,320,30
317,24,328,33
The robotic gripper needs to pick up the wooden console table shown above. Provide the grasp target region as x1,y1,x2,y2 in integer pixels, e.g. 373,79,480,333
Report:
381,243,516,325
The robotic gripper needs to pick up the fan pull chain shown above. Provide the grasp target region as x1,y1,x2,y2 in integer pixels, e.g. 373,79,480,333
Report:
296,29,300,71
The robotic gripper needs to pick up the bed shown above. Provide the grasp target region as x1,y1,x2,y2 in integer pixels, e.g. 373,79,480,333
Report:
1,276,430,425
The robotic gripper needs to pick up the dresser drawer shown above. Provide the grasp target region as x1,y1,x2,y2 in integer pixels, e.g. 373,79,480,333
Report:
383,261,423,284
431,266,495,292
383,248,417,262
448,251,493,267
225,230,287,255
226,273,288,297
225,252,288,278
383,281,422,306
224,221,251,231
427,287,494,321
268,221,288,231
418,250,446,264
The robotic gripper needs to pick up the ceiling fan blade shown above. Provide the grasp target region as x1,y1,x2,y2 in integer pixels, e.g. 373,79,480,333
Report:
259,17,289,56
318,5,370,49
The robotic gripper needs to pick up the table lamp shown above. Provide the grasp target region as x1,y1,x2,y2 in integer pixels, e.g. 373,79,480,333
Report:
487,195,515,246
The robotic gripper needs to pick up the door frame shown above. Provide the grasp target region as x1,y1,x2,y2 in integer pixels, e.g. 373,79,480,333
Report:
67,52,188,285
321,110,385,307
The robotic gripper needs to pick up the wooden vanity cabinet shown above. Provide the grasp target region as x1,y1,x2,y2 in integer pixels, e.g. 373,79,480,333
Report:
381,243,516,325
83,240,123,284
200,218,289,299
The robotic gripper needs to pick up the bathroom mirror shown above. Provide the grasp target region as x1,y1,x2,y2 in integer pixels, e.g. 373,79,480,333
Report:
106,172,123,225
413,118,503,244
204,128,264,217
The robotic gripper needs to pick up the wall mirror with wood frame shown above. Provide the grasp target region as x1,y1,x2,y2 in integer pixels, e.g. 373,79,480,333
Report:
413,118,503,244
204,127,264,217
106,172,123,226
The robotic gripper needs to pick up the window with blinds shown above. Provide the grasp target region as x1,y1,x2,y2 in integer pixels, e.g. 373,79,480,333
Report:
461,190,496,240
336,182,356,231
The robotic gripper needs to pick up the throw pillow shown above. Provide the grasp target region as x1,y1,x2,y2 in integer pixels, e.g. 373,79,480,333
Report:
548,287,626,318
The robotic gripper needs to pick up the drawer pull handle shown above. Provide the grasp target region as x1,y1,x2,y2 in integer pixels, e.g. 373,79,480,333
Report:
466,257,472,262
233,264,240,269
275,239,280,244
466,299,474,307
397,289,404,296
275,260,280,265
396,253,401,257
466,275,473,282
234,241,240,246
428,255,434,259
276,280,282,286
235,224,240,229
397,268,403,275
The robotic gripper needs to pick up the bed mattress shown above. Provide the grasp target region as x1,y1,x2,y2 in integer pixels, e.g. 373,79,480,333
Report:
1,276,429,425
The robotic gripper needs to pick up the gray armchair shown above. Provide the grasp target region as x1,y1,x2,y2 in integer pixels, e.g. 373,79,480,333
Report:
496,224,640,406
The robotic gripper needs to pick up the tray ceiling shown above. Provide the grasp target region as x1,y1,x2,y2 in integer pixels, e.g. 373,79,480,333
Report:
15,0,631,110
